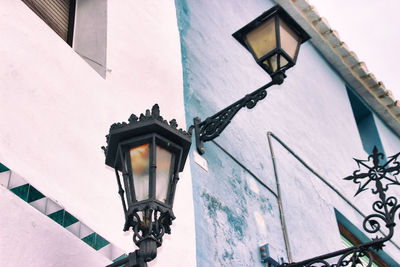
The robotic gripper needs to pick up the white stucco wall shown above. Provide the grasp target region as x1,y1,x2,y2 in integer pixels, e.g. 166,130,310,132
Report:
0,1,195,266
0,186,111,266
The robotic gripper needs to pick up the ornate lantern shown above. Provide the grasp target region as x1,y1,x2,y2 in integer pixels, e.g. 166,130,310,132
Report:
102,104,191,266
233,5,310,82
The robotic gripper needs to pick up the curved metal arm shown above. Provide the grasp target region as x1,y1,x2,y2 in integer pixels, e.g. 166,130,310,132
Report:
106,251,147,267
192,75,284,155
279,147,400,267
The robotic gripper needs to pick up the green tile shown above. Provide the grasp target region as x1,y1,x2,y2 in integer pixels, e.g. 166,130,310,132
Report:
94,234,110,250
0,162,9,173
10,184,30,201
63,211,79,227
48,209,65,226
27,185,45,203
82,232,96,248
113,254,128,262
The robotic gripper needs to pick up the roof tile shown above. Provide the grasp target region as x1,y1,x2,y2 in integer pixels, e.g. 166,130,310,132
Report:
342,52,359,67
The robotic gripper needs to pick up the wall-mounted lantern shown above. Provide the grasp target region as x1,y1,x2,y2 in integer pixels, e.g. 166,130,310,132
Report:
232,5,310,83
192,5,310,154
102,105,191,267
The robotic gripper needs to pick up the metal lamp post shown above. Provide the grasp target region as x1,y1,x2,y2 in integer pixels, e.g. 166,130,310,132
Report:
102,104,191,267
193,5,310,154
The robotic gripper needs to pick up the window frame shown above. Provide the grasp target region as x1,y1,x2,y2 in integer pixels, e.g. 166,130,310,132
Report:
339,223,388,267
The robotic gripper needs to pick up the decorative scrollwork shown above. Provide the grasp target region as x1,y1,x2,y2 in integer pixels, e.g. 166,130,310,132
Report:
337,249,372,267
362,213,385,234
279,147,400,267
304,259,330,267
131,209,170,247
192,80,278,154
197,86,268,142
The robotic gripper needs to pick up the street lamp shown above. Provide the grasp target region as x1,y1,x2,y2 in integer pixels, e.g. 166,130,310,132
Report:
102,104,191,267
193,5,310,154
232,5,310,83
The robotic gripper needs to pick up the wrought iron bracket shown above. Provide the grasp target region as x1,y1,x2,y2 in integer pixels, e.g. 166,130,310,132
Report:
279,147,400,267
191,72,285,155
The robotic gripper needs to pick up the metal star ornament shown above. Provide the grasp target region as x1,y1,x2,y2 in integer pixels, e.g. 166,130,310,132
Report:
344,146,400,196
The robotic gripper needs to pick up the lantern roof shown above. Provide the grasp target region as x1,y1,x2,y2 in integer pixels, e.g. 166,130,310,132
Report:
232,5,310,53
102,104,192,172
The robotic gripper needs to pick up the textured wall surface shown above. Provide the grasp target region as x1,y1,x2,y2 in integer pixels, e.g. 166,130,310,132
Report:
0,1,195,266
74,0,107,77
175,0,400,266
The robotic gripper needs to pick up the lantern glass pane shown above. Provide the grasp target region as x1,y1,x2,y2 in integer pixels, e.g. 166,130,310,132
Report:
279,18,300,60
156,145,173,202
280,55,289,68
263,54,278,72
245,17,276,59
130,143,150,201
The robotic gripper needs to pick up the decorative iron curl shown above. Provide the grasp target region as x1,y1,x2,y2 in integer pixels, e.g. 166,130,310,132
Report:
197,87,268,142
304,259,330,267
337,249,372,267
192,79,280,154
363,213,386,235
131,209,168,247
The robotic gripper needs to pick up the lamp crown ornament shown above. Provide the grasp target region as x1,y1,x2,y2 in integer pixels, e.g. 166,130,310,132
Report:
102,104,190,155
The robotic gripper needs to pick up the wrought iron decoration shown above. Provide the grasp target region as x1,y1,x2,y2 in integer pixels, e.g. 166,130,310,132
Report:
192,76,284,155
279,147,400,267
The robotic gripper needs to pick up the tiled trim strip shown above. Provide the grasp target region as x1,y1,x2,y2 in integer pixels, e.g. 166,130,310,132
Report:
0,163,127,263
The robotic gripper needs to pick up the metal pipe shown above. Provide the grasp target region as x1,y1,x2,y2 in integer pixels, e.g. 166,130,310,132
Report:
267,132,293,263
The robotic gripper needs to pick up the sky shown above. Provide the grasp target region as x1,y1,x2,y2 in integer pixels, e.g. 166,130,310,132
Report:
310,0,400,100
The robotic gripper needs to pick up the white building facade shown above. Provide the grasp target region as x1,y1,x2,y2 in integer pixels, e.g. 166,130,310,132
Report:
0,0,399,266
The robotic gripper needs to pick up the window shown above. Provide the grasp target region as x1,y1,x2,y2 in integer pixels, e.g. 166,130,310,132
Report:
339,223,384,267
21,0,76,46
335,210,397,266
346,87,385,157
21,0,108,78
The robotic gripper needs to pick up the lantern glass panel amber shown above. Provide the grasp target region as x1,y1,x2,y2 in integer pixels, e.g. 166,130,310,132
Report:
129,143,150,201
233,5,310,78
245,17,276,60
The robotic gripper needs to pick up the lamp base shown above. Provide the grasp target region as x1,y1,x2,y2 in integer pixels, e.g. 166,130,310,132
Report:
137,238,158,262
271,71,286,85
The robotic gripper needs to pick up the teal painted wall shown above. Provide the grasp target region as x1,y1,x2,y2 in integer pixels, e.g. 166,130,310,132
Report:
175,0,400,266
